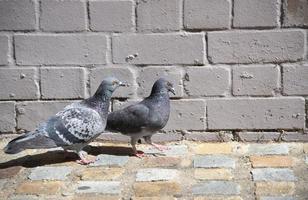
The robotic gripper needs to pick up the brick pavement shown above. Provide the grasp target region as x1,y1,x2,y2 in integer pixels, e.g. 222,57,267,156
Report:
0,137,307,200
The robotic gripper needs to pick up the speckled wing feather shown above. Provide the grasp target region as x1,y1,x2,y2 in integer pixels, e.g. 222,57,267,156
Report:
43,107,105,147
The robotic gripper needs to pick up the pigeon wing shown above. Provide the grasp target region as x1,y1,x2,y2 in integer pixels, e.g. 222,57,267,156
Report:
45,107,105,146
107,103,150,133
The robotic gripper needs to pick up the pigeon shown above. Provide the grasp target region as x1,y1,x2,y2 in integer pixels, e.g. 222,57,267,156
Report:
4,77,126,164
106,78,175,157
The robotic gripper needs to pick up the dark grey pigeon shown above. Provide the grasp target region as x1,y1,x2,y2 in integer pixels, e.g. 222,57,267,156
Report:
4,77,126,164
107,78,175,157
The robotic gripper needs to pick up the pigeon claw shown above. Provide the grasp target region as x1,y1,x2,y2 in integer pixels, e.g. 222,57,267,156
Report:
76,158,95,165
134,150,146,158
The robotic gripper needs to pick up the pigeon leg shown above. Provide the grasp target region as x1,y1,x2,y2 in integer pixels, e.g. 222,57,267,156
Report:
144,135,170,151
76,151,95,165
131,137,145,158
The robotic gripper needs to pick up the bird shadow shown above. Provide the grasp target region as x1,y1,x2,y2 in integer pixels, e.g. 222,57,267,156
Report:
0,145,133,169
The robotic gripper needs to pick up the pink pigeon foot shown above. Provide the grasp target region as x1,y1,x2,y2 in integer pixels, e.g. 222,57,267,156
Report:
133,150,147,158
76,158,95,165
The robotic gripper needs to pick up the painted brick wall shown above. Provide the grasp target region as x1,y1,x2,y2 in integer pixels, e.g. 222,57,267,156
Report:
0,0,307,141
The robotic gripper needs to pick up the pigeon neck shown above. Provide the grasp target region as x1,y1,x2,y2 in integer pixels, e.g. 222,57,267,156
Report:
94,91,112,102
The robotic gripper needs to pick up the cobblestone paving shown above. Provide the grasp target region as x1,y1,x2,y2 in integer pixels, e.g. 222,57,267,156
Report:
0,137,307,200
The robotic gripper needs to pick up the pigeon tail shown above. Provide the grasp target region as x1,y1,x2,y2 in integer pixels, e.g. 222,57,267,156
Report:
4,132,57,154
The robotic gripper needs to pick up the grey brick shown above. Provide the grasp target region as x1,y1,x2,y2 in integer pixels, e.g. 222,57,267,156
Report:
40,0,86,32
17,101,72,131
165,100,206,131
184,0,231,30
185,66,230,97
185,132,233,142
90,155,129,167
90,66,136,98
76,181,120,194
98,132,130,143
233,0,279,28
248,144,289,155
28,166,72,180
151,132,183,143
0,0,36,31
252,168,297,181
137,0,181,32
142,145,188,156
112,33,205,65
41,67,86,99
0,102,16,133
282,132,308,142
90,0,134,32
0,35,9,65
232,65,280,96
236,132,281,142
136,168,178,182
113,99,139,111
192,181,240,195
260,197,295,200
208,30,306,64
283,63,308,95
15,34,107,65
0,68,39,100
194,155,236,168
137,66,183,98
283,0,308,27
207,98,305,130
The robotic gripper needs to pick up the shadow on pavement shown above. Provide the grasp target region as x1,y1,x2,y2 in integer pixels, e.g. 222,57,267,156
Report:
0,145,133,169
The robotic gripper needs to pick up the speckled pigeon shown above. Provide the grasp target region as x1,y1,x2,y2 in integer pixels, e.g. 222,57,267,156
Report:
106,78,175,157
4,77,126,164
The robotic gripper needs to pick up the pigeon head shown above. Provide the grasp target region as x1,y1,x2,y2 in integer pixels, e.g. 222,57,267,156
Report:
94,77,127,97
150,78,175,95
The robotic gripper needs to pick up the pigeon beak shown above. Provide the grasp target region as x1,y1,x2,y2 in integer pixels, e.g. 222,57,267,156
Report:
119,82,129,87
170,87,176,95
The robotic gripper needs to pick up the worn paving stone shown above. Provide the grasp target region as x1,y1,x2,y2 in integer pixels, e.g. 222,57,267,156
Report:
16,181,64,195
133,181,181,197
255,182,295,195
90,155,129,167
0,166,22,179
250,156,293,167
80,168,124,181
142,157,181,168
0,179,6,190
252,168,297,181
133,197,175,200
303,143,308,153
194,197,243,200
194,168,233,180
248,144,289,155
193,143,233,154
76,181,121,194
72,195,121,200
142,145,188,156
192,181,241,195
28,166,72,180
259,197,296,200
194,155,236,168
136,168,178,182
8,195,40,200
305,155,308,164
